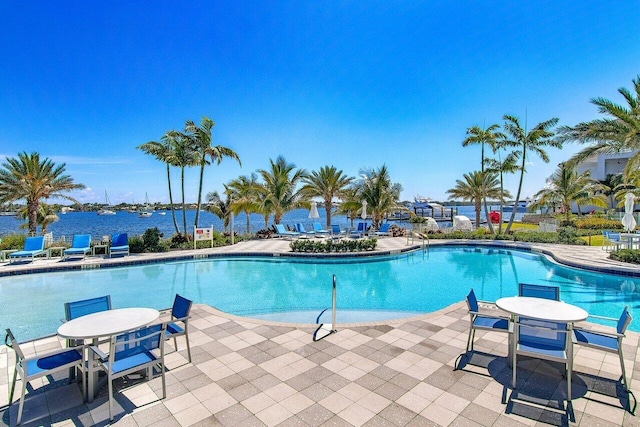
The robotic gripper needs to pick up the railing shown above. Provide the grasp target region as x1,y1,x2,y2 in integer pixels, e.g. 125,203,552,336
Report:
313,275,337,341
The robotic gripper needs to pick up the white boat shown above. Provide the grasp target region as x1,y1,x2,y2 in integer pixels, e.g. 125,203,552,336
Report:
138,211,153,218
138,193,153,217
158,212,166,216
502,200,530,213
97,191,116,215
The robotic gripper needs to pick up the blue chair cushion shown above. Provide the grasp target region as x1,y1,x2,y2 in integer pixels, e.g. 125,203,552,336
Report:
25,350,83,376
24,236,45,251
573,329,618,351
111,350,158,374
473,316,509,331
166,323,184,335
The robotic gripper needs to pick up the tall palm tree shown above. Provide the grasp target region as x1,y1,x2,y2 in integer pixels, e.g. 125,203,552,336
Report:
501,114,561,233
137,132,181,236
185,117,241,228
0,152,85,234
258,156,308,224
353,165,405,228
559,75,640,174
301,166,354,227
446,171,509,229
530,162,608,223
484,143,520,234
227,173,261,234
462,123,505,233
170,130,198,237
206,188,232,232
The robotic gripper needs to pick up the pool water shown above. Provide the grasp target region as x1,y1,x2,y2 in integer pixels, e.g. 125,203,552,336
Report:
2,246,639,341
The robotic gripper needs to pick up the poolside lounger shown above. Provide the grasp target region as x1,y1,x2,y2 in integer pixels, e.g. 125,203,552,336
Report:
9,236,46,264
108,233,129,257
313,223,330,236
295,223,316,237
330,224,346,239
274,224,300,240
63,234,92,260
373,223,391,237
349,222,368,238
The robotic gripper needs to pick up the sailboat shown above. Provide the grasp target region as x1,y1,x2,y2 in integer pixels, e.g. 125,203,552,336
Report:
138,193,153,217
97,191,116,215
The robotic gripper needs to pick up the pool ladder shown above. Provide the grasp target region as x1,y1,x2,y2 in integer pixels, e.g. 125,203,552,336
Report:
313,275,337,341
406,228,429,252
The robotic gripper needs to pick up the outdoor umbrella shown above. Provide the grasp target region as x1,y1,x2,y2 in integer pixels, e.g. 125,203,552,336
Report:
361,200,367,220
308,201,320,219
622,192,637,232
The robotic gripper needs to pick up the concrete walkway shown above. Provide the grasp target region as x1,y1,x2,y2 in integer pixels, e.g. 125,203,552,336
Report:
1,238,639,426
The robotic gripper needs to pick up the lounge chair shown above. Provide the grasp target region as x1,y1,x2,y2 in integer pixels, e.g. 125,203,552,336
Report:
349,222,368,238
108,233,129,257
8,236,46,264
274,224,300,240
313,223,330,236
373,223,391,237
63,234,92,260
295,223,316,237
331,224,346,239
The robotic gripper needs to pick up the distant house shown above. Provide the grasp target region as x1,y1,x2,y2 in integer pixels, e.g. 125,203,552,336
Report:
572,150,638,213
575,150,637,181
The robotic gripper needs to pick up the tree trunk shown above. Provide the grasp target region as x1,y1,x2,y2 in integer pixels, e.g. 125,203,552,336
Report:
324,200,332,227
481,142,495,234
167,164,180,236
505,151,526,234
181,167,188,239
194,161,205,228
245,209,251,234
27,200,38,235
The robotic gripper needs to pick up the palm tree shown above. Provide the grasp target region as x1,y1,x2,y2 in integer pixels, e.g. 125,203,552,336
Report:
301,166,354,227
352,165,405,228
484,143,520,234
462,123,505,233
137,132,181,236
184,116,241,227
558,75,640,174
258,156,308,225
530,162,608,223
171,130,198,237
501,114,561,233
446,171,509,228
0,152,85,234
18,203,59,234
227,173,261,234
206,188,232,232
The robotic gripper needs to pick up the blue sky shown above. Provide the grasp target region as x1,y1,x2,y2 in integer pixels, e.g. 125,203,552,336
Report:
1,1,639,205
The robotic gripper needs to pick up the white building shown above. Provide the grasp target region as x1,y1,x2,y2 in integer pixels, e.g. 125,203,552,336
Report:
575,150,637,181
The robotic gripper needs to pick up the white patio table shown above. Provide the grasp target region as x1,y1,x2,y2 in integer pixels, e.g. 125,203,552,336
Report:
57,307,160,402
620,233,640,250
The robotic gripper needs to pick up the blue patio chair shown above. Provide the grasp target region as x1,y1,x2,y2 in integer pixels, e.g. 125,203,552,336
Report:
602,231,622,252
313,223,330,236
573,306,633,391
90,324,166,421
295,223,316,237
109,233,129,257
518,283,560,301
165,294,193,362
8,236,46,264
63,234,92,260
465,289,510,353
64,295,112,322
274,224,300,240
349,222,368,238
512,316,573,404
374,223,392,237
5,329,86,425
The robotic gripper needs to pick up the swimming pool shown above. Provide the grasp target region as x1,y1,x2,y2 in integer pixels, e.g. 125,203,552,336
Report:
2,246,639,341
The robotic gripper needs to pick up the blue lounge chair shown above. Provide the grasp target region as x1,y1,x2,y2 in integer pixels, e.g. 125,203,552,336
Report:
63,234,92,260
295,223,316,237
374,223,391,237
313,223,330,236
274,224,300,240
9,236,46,264
349,222,368,238
109,233,129,257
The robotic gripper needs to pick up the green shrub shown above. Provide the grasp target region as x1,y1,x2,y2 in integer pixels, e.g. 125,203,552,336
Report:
557,226,587,245
129,235,145,253
0,234,26,250
289,238,377,253
512,231,558,243
610,249,640,264
573,217,623,230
